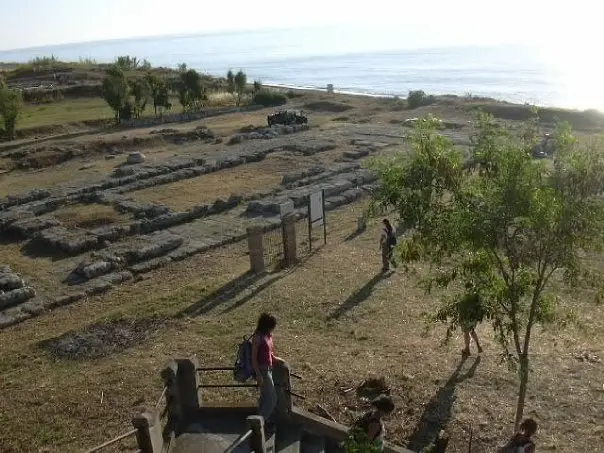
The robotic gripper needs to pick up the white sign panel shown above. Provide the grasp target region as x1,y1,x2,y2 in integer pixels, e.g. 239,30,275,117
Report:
310,191,324,227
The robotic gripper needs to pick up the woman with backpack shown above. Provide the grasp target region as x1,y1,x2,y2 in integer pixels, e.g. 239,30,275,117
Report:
348,395,395,452
251,313,285,426
498,418,537,453
380,219,397,273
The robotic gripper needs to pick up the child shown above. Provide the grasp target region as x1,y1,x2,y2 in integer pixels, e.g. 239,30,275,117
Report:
498,418,537,453
350,395,395,452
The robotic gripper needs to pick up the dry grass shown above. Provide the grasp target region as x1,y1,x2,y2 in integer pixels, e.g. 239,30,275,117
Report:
52,204,131,229
131,150,341,210
0,202,602,453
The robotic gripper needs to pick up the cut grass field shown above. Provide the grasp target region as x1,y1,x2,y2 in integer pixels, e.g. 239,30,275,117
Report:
19,97,113,129
0,202,602,453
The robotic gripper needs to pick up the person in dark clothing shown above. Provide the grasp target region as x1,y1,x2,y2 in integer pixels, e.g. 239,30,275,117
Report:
380,219,397,272
251,313,285,425
350,395,395,452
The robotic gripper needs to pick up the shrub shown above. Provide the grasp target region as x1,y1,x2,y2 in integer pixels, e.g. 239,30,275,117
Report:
252,90,287,107
407,90,436,109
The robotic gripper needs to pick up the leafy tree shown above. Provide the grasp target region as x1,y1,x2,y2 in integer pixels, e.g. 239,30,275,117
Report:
145,73,171,117
129,77,150,119
102,65,129,123
369,114,604,430
407,90,436,109
234,70,247,106
178,69,206,112
177,62,188,72
226,69,236,99
0,85,22,140
253,80,262,96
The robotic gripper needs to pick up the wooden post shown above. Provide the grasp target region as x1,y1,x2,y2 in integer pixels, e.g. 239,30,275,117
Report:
272,361,293,422
176,356,201,421
160,360,181,436
132,409,163,453
247,415,267,453
247,226,265,274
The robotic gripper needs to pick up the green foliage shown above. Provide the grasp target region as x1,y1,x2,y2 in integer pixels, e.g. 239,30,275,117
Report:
407,90,436,109
129,78,150,119
178,69,207,112
234,70,247,106
369,113,604,428
0,85,23,140
252,89,287,107
144,73,171,117
253,80,263,95
114,56,150,71
101,65,129,123
343,429,382,453
226,70,236,98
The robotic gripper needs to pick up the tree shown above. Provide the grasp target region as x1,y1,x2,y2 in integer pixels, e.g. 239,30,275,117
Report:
369,113,604,430
178,69,206,112
253,80,262,96
0,85,22,140
129,77,150,119
234,70,247,106
102,65,129,123
226,70,236,100
145,73,171,117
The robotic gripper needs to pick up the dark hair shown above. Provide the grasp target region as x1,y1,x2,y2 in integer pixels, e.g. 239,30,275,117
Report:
371,394,395,414
520,418,538,436
256,313,277,335
383,219,393,234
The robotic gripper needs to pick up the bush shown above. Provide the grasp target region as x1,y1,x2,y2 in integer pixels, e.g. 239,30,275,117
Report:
407,90,436,109
252,90,287,107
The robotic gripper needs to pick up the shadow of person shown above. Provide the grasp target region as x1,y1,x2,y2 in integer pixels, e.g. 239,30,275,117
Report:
406,355,482,452
327,271,393,320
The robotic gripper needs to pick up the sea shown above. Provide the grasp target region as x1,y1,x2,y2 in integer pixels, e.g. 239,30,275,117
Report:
0,25,600,111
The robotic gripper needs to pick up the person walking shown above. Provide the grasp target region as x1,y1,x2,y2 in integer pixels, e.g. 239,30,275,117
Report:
349,395,395,452
251,313,285,428
459,286,485,357
498,418,537,453
380,219,397,273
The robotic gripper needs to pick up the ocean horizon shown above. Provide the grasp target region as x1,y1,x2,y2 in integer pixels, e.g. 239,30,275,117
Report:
1,25,600,111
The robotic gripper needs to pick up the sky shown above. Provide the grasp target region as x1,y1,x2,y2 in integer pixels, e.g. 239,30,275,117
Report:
1,0,602,51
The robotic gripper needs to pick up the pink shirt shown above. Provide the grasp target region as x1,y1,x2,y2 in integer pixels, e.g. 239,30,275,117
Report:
256,333,274,368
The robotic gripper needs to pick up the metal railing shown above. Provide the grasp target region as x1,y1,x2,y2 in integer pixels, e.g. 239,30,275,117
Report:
196,366,304,398
223,429,253,453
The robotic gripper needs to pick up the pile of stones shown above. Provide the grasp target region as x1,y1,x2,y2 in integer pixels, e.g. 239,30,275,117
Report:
0,266,36,311
228,124,310,145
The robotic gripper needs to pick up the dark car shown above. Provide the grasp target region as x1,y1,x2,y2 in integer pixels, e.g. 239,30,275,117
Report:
267,110,308,127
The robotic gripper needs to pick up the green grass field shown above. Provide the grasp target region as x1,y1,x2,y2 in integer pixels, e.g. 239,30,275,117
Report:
19,97,113,128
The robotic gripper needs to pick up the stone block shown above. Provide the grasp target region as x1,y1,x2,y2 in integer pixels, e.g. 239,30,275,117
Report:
0,287,36,310
8,216,61,237
0,274,25,291
130,257,172,274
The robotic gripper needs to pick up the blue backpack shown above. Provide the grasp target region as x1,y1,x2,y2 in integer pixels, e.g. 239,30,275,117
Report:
233,333,256,383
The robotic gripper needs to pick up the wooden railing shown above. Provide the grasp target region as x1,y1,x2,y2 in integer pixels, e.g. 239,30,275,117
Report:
84,381,172,453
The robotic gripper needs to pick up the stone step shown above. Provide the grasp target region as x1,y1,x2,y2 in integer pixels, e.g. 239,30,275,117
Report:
276,424,302,453
301,433,325,453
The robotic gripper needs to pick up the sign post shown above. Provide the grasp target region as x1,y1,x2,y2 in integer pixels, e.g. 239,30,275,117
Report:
308,190,326,251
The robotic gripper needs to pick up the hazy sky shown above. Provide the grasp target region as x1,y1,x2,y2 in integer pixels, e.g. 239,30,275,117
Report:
0,0,600,51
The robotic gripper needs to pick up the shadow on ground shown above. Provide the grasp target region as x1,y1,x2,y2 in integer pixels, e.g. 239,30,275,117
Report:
180,251,321,317
406,355,482,452
328,271,393,320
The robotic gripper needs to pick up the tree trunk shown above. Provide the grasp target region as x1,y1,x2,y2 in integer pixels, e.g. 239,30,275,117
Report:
514,354,529,430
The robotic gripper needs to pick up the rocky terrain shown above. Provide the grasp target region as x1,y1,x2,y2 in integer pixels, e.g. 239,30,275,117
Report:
2,95,469,328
